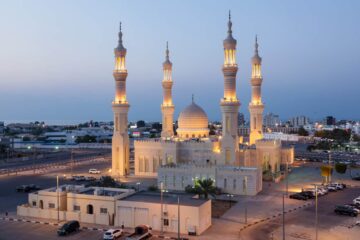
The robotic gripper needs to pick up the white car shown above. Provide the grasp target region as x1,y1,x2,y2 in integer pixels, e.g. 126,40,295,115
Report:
353,197,360,205
103,229,122,240
89,169,101,174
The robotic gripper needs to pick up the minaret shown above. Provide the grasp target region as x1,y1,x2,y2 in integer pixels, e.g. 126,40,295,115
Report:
220,11,240,165
161,42,175,138
112,22,130,176
249,35,265,145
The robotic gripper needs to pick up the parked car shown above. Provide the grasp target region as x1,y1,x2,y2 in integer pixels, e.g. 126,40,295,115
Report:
16,185,31,192
73,176,86,181
89,169,101,174
326,185,337,192
353,197,360,206
125,225,151,240
57,220,80,236
28,184,41,191
331,183,344,190
103,229,123,240
85,176,96,181
301,191,315,199
16,184,40,192
345,204,360,212
334,205,358,217
290,193,308,200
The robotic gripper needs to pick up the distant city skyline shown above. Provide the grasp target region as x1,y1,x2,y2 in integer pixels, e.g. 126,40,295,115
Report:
0,0,359,122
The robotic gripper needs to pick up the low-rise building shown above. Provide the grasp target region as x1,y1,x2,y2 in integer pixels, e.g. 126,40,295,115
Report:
17,185,211,236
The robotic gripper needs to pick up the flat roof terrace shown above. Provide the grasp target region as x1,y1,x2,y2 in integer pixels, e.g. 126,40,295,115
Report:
121,191,209,207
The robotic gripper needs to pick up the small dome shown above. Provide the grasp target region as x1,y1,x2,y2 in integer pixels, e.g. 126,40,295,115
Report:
177,101,209,139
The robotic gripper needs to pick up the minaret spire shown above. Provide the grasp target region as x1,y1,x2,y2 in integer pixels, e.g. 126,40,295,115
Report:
192,94,194,103
117,22,125,50
220,11,240,164
249,35,264,145
255,35,259,55
227,10,233,36
166,41,169,61
112,21,130,177
161,41,175,138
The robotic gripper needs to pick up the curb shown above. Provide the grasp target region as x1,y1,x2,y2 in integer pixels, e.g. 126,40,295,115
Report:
238,201,314,232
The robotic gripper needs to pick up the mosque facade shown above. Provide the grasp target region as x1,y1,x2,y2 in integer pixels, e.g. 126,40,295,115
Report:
111,14,294,196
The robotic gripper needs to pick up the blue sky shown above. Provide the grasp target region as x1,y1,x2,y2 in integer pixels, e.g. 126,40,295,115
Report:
0,0,359,123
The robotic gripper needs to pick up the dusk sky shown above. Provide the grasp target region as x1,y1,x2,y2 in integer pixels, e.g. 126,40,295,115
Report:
0,0,359,124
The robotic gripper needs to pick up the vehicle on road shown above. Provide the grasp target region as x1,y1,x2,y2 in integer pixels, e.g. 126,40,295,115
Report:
334,205,358,217
290,193,308,200
16,184,41,192
331,183,344,190
73,175,86,181
89,169,101,174
57,220,80,236
103,229,123,239
125,225,152,240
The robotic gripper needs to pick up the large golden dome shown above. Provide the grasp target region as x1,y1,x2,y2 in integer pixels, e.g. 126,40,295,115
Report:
177,101,209,139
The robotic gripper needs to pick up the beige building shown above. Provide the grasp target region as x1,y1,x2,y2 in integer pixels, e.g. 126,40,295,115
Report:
116,191,211,235
17,185,211,236
18,185,134,225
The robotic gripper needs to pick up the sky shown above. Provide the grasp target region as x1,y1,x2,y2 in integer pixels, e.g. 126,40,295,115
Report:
0,0,359,124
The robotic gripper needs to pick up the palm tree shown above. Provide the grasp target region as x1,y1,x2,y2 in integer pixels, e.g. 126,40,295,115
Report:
197,178,216,199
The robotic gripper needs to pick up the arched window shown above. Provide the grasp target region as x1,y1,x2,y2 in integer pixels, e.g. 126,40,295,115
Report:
87,204,94,214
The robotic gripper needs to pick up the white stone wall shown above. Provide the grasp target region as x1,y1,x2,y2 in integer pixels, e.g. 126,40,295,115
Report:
115,198,211,235
157,165,262,196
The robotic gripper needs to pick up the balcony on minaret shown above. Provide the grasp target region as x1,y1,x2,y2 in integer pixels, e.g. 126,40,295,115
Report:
224,49,237,67
114,56,127,73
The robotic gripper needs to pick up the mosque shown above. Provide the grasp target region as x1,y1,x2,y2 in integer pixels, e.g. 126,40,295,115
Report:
111,14,294,196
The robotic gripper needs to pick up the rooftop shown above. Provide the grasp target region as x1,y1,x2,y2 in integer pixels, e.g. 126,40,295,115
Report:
121,191,209,207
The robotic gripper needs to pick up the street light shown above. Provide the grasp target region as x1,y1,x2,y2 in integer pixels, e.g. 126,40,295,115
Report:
57,175,60,223
282,194,285,240
312,184,319,240
177,196,180,240
160,182,164,235
243,176,248,224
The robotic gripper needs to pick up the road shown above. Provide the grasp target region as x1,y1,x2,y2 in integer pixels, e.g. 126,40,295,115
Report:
240,187,360,240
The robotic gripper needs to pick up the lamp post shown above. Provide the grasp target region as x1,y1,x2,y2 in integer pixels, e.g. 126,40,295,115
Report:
315,185,318,240
243,176,248,224
160,181,164,235
282,194,285,240
177,196,180,240
57,175,60,223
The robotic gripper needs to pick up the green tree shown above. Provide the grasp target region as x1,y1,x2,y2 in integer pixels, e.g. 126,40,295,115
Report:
298,127,309,136
136,120,146,128
335,163,347,174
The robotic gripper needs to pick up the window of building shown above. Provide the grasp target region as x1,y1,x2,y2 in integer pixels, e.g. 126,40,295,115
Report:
32,201,36,207
233,179,237,190
100,208,108,214
87,204,94,214
39,200,43,209
73,205,80,211
181,176,185,188
224,178,227,189
48,203,55,209
164,219,169,226
173,175,176,187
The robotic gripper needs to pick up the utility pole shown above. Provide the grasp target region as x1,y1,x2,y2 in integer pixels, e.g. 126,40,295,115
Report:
315,185,318,240
177,196,180,240
70,149,74,176
57,175,60,222
160,182,164,235
286,158,289,197
243,176,248,224
282,194,285,240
